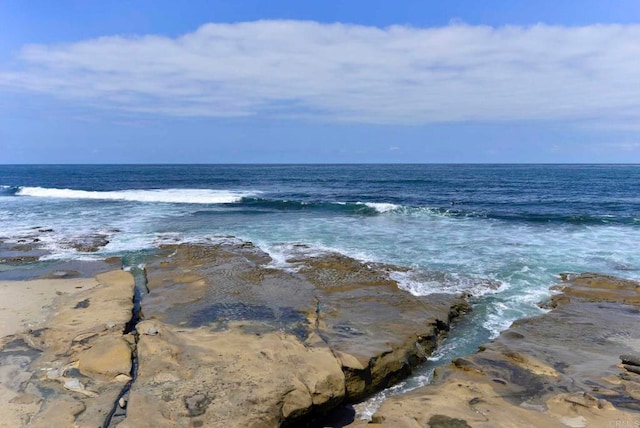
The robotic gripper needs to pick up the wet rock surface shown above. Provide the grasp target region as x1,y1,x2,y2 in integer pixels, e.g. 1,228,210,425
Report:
0,232,121,281
0,229,52,265
0,228,115,272
0,243,47,265
122,242,469,427
61,233,111,253
360,273,640,427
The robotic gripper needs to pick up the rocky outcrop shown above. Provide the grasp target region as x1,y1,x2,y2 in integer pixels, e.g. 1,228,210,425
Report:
361,273,640,427
0,229,114,269
119,320,346,428
0,240,46,265
0,270,135,427
61,233,114,253
121,242,470,427
0,241,471,427
0,233,121,280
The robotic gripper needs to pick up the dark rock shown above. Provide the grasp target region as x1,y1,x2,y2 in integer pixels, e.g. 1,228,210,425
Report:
9,244,37,251
452,358,482,373
623,365,640,375
620,354,640,367
563,392,600,408
184,393,210,417
74,298,91,309
63,234,110,253
468,397,483,406
428,414,471,428
0,255,39,264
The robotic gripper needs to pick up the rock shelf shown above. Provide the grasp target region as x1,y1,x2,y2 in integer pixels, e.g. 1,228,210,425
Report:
7,241,638,427
121,243,469,427
358,273,640,427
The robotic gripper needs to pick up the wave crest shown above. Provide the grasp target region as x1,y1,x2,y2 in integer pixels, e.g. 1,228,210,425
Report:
359,202,400,213
15,187,259,204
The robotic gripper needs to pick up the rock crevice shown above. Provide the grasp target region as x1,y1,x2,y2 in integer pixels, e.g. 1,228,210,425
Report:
361,273,640,427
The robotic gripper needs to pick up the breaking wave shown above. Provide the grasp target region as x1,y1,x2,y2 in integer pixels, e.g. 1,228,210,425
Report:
6,186,637,225
13,187,259,204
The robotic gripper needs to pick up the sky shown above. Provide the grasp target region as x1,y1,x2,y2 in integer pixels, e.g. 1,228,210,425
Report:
1,0,639,163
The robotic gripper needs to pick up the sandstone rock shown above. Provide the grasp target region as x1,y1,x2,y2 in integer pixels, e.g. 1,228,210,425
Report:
9,393,41,405
562,392,601,408
115,373,132,382
365,273,640,427
125,321,346,427
117,392,176,428
121,242,468,427
77,335,132,378
141,325,159,335
29,396,86,428
0,269,135,427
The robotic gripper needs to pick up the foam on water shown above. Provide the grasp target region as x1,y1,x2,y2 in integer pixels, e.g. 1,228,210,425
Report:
483,302,517,338
390,270,506,297
258,243,318,272
16,187,259,204
359,202,401,213
257,241,379,273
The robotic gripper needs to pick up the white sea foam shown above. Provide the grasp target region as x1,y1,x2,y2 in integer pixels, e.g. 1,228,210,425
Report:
260,242,351,271
360,202,400,213
255,240,384,274
390,270,505,297
259,243,305,271
16,187,258,204
482,302,513,338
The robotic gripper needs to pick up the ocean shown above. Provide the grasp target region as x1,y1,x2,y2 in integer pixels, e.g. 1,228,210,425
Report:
1,164,639,413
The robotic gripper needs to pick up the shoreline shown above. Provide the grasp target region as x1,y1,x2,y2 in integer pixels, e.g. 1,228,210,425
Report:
1,241,639,427
0,242,471,427
360,273,640,427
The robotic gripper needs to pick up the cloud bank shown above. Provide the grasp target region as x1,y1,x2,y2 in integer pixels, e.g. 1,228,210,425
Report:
1,21,639,124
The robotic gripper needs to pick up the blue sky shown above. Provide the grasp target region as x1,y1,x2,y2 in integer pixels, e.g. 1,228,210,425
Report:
1,0,639,163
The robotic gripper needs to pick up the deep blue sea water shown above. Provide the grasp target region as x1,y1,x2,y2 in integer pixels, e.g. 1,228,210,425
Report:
1,164,639,414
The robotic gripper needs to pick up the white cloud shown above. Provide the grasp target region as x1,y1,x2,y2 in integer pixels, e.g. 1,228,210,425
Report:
1,20,639,124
